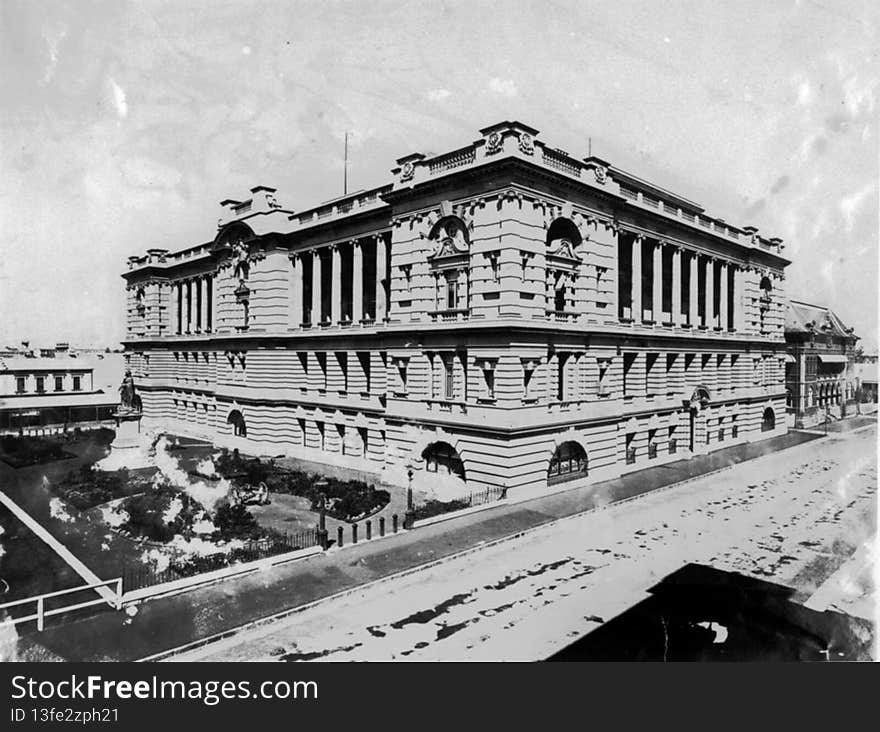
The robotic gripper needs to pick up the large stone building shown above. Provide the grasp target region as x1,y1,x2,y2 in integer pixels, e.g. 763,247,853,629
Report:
784,299,859,427
122,121,790,498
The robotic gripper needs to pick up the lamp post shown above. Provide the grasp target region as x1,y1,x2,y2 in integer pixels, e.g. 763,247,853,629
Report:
315,478,329,549
404,463,415,529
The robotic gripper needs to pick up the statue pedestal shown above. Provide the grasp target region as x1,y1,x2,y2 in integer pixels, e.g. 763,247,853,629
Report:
95,410,154,471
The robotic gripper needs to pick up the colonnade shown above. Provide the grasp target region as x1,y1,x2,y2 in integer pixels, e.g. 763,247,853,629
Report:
289,234,389,327
623,234,743,331
172,274,213,334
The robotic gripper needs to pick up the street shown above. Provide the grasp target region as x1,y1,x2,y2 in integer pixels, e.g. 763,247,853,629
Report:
170,425,877,661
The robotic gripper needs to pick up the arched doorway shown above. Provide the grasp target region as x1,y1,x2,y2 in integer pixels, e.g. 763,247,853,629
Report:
761,407,775,432
421,441,465,480
548,441,588,485
227,409,247,437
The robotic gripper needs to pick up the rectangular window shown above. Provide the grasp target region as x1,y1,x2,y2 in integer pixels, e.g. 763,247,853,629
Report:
645,353,658,395
36,376,45,393
623,353,637,396
395,358,409,394
488,252,500,283
597,358,611,396
625,433,637,464
337,352,348,393
648,430,658,459
668,425,678,454
479,361,496,400
523,360,537,400
316,352,327,391
16,377,25,394
444,355,454,400
446,277,458,310
357,352,371,394
54,376,63,392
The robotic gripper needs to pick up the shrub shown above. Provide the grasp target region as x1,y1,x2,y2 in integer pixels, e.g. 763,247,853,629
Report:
212,502,262,541
117,485,206,543
53,465,151,510
213,451,390,522
410,498,471,522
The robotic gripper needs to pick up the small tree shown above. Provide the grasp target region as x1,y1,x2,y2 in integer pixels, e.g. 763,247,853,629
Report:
213,502,261,540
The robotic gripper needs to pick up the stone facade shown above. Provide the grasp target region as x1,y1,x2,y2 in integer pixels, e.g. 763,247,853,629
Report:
122,122,790,498
784,300,859,428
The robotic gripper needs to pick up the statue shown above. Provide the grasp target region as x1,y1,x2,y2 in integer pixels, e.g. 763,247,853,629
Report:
119,370,138,412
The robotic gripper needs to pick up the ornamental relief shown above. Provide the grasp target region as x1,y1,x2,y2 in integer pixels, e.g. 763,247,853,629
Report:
428,216,470,259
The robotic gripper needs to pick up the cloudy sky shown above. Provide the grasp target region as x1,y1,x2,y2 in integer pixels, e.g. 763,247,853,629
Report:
1,0,877,349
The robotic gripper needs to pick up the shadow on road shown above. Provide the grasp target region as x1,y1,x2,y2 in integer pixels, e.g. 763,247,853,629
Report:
546,563,874,661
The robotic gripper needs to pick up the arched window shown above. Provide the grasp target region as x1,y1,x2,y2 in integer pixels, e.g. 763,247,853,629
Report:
135,287,146,316
546,218,583,251
548,441,588,484
761,407,775,432
227,409,247,437
545,219,581,317
421,441,465,480
428,217,470,317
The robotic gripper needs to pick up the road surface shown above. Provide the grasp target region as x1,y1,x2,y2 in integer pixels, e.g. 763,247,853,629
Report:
170,426,877,661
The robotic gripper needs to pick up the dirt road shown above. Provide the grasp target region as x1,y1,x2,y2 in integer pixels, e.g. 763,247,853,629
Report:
171,426,877,661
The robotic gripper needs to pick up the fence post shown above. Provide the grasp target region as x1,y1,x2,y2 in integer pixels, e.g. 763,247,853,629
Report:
379,516,385,537
366,520,372,541
37,596,44,632
352,523,358,544
337,525,343,548
392,514,398,533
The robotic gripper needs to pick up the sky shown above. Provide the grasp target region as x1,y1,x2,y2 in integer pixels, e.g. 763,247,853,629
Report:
0,0,877,350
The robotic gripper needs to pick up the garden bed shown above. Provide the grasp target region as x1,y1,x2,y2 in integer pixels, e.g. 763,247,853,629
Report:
0,434,76,468
410,486,508,521
51,465,155,511
214,450,390,523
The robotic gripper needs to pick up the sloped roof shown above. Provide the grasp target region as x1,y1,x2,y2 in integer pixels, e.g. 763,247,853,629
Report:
785,300,855,339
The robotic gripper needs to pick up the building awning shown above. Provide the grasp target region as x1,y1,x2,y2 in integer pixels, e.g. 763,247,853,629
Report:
817,354,848,364
784,354,796,363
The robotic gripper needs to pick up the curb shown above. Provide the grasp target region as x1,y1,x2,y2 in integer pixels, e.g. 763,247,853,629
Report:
140,430,834,662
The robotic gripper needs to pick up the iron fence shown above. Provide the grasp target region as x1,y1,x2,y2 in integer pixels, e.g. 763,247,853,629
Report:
410,485,507,522
122,529,320,592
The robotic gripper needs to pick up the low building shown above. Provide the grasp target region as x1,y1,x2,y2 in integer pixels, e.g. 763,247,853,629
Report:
784,300,859,427
0,356,117,434
854,361,878,404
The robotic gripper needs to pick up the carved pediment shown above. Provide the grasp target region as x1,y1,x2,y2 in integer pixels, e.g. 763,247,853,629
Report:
547,237,579,262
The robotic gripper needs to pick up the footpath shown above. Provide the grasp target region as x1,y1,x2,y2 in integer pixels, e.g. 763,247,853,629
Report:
11,428,835,661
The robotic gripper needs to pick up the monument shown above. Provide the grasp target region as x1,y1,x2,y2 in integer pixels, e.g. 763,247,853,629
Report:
95,371,155,470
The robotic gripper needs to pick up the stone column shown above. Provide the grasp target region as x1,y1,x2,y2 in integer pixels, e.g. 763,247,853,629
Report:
631,235,642,321
733,266,743,331
290,254,303,327
352,240,363,323
671,246,682,326
689,253,699,326
206,275,213,332
719,262,729,330
331,244,342,324
705,257,714,328
652,240,663,322
194,277,202,332
312,250,322,325
186,279,193,333
172,281,180,334
375,234,387,321
200,276,209,332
